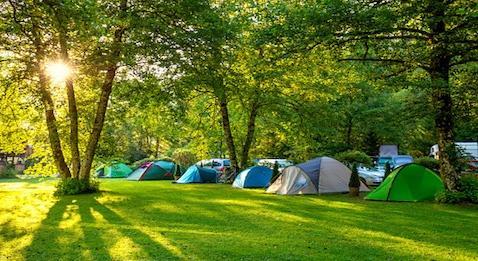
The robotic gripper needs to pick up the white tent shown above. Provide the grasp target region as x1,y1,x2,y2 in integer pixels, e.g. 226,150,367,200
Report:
267,157,369,195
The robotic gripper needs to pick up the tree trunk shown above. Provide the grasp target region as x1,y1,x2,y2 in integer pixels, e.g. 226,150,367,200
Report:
345,114,353,150
31,21,71,179
79,66,118,180
240,99,259,168
79,5,127,179
217,93,239,172
428,0,459,191
55,12,81,178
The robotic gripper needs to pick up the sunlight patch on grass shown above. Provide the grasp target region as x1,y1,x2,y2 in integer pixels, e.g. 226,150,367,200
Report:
2,179,478,260
0,181,56,259
59,203,80,229
338,226,476,260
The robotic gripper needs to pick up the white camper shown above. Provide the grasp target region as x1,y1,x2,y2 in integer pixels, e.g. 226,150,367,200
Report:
430,142,478,160
379,145,398,157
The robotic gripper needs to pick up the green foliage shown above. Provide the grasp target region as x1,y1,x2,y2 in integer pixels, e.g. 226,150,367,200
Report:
348,163,361,188
0,164,18,178
172,149,197,169
54,178,99,196
335,150,372,167
415,157,440,171
384,162,392,179
436,175,478,204
271,161,280,182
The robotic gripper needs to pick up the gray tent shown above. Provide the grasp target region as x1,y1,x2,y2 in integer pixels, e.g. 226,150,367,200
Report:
267,157,369,195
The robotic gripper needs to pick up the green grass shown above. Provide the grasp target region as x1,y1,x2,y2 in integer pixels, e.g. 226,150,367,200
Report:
1,178,478,260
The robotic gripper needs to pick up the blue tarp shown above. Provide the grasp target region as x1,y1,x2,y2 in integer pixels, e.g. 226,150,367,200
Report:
232,166,273,188
176,165,218,184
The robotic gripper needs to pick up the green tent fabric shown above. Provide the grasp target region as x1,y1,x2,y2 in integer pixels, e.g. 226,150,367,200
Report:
365,163,445,202
127,161,177,181
96,163,132,178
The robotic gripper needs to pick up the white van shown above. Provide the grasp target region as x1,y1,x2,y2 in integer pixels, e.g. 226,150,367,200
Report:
430,142,478,160
257,159,293,172
196,158,231,174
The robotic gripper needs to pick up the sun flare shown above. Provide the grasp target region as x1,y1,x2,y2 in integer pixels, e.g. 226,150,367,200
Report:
45,62,71,83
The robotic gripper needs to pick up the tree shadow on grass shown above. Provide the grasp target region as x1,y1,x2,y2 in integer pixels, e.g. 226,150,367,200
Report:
23,194,181,260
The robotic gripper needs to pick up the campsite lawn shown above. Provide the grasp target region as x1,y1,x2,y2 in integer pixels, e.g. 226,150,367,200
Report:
1,178,478,260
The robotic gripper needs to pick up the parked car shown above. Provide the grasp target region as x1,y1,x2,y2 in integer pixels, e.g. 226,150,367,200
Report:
358,166,384,186
257,159,293,172
467,160,478,173
196,158,231,174
377,155,413,169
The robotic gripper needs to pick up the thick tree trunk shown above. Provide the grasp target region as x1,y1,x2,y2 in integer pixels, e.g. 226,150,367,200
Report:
31,21,71,178
428,0,459,191
240,99,259,168
217,93,239,172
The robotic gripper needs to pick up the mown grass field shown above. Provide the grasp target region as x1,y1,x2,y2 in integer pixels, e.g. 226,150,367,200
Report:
1,178,478,260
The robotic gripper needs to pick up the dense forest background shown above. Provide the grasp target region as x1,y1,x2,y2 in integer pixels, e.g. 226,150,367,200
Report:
0,0,476,180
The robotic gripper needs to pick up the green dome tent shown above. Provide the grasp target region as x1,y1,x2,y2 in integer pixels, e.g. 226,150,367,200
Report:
365,163,445,202
96,163,132,178
127,160,177,181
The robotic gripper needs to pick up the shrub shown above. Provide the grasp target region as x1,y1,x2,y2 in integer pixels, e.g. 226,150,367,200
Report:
436,175,478,204
55,178,100,196
348,163,361,188
415,157,440,171
271,161,280,182
335,150,372,167
384,162,391,179
172,149,197,168
0,164,18,178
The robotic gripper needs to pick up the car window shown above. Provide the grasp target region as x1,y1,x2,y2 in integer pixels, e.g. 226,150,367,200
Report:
378,157,392,165
223,160,230,166
212,161,221,167
394,157,412,164
203,161,212,167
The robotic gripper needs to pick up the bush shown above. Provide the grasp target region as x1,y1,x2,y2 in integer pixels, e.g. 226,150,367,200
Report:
384,162,391,179
271,161,280,183
335,150,372,167
55,178,100,196
348,163,361,188
172,149,197,168
0,164,18,178
415,157,440,171
436,175,478,204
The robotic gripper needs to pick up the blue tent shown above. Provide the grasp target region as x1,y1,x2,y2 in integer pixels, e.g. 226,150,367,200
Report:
176,165,218,184
232,166,273,188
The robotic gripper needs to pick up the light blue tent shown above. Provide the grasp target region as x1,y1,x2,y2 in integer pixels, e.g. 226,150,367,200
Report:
232,166,273,188
127,161,176,181
176,165,218,184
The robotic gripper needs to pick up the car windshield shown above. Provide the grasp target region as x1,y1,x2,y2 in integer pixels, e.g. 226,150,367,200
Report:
212,162,221,167
394,157,412,164
378,157,392,165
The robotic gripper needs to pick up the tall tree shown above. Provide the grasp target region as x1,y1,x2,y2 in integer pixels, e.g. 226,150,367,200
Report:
261,0,478,191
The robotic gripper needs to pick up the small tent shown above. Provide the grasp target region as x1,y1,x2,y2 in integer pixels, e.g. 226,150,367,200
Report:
232,166,272,188
127,160,176,181
267,157,369,195
365,163,445,201
96,163,132,178
176,165,218,184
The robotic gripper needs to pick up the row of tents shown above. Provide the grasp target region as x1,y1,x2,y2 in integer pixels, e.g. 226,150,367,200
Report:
96,157,445,202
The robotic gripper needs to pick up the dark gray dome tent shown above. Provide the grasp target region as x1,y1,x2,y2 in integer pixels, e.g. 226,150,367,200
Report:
267,157,369,195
